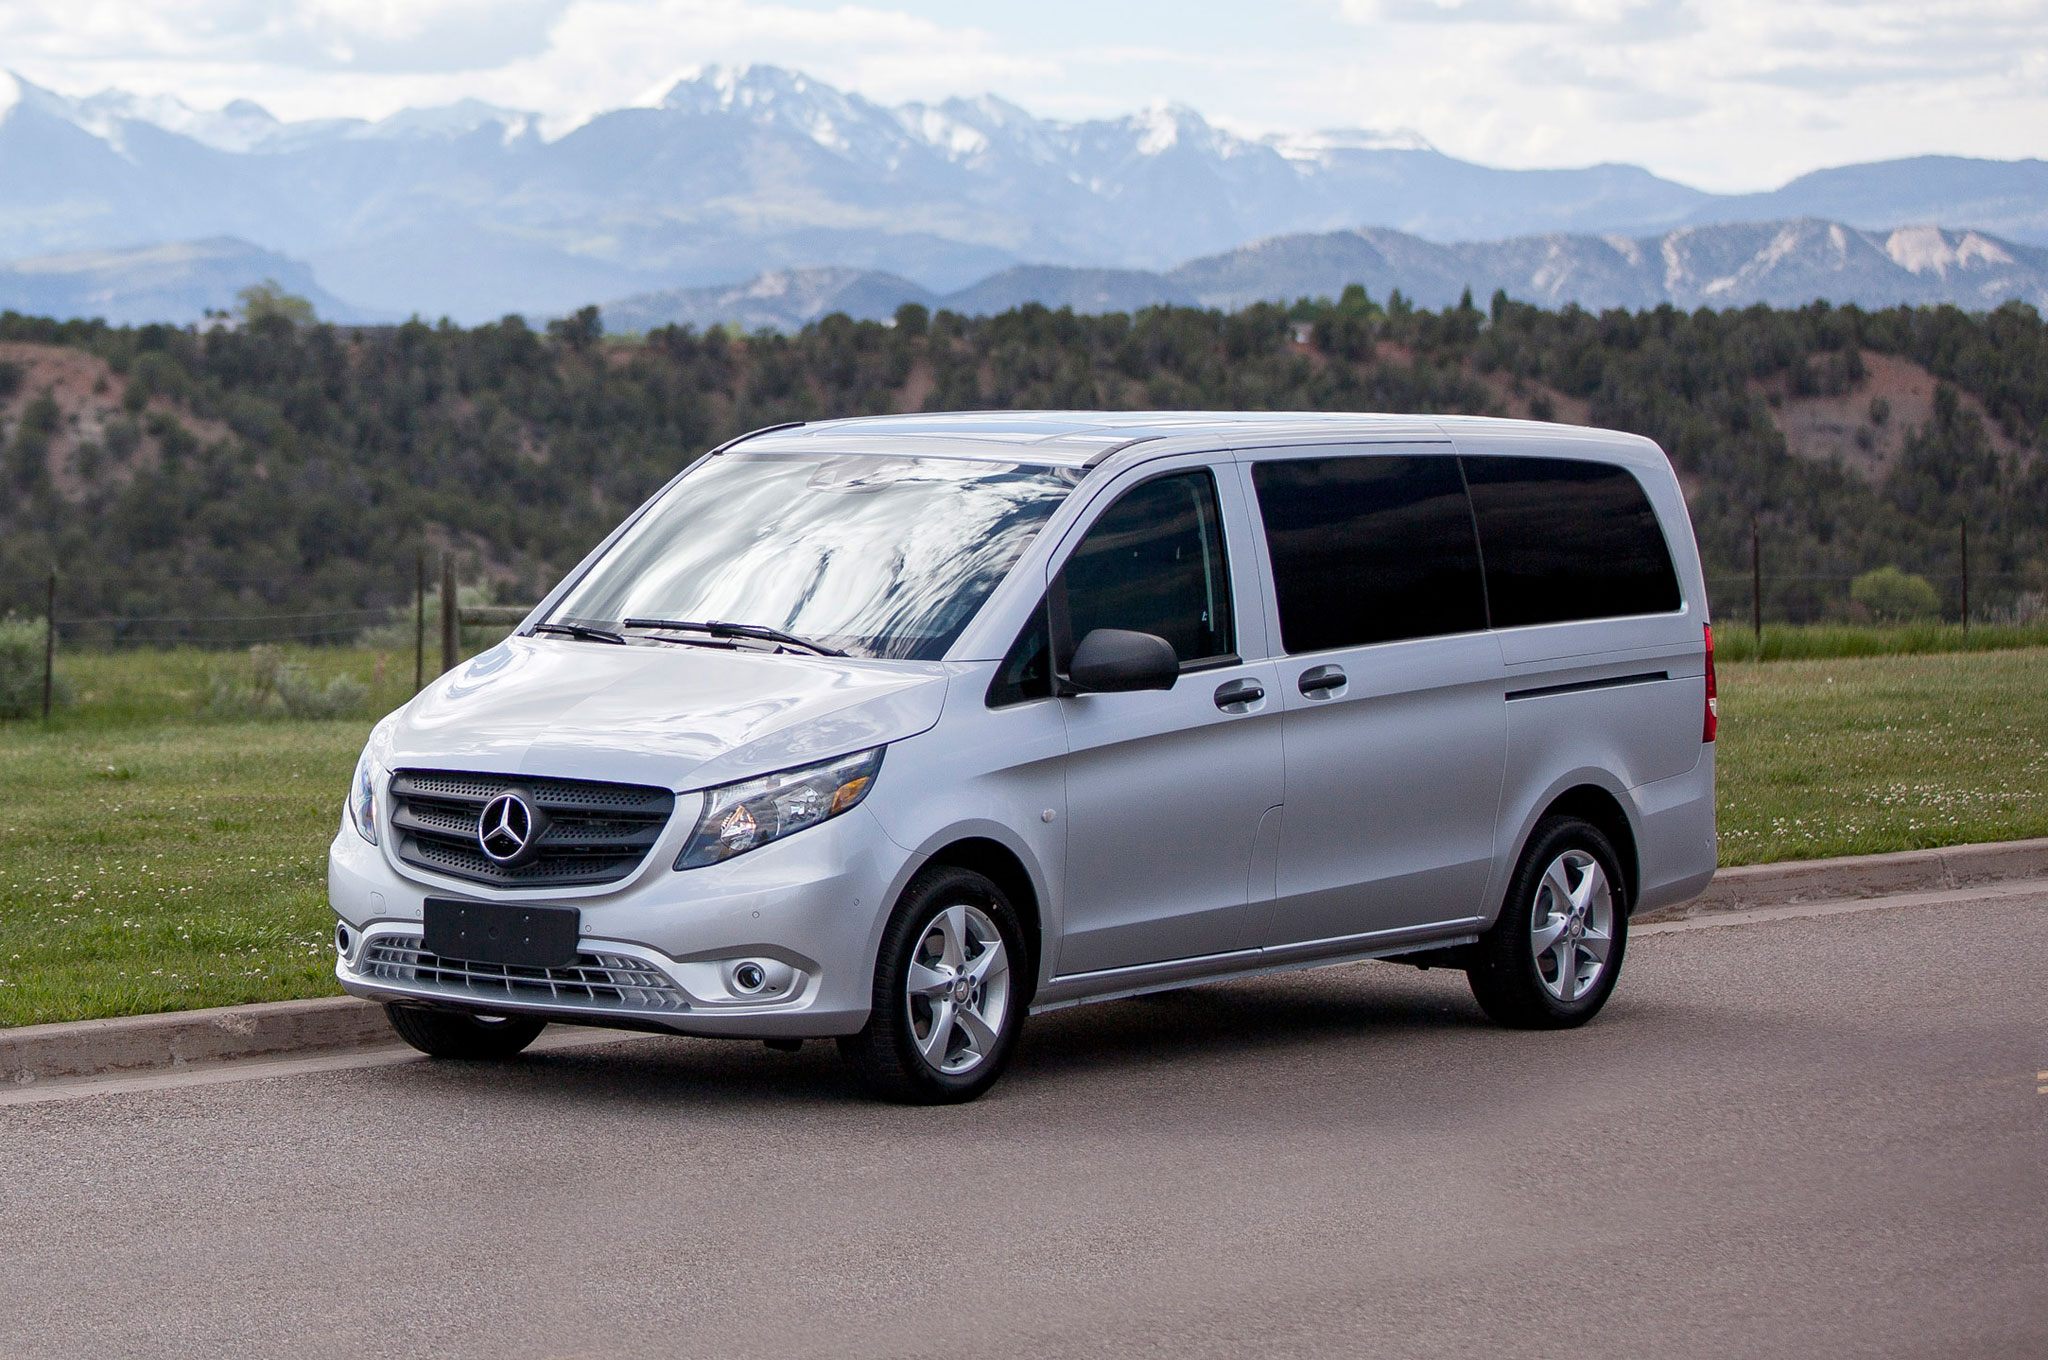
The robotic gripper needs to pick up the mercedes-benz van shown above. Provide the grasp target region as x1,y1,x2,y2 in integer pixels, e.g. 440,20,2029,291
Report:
330,412,1718,1102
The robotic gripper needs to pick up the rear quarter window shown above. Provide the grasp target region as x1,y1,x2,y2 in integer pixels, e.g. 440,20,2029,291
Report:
1461,455,1682,627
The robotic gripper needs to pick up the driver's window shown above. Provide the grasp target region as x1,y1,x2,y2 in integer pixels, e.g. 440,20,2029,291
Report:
1061,470,1234,666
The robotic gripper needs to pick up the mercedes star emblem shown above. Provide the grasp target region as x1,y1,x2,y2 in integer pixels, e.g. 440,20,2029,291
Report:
478,791,540,865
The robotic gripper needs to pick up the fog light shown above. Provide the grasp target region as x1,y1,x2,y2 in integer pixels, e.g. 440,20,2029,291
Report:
718,958,797,1000
335,923,352,956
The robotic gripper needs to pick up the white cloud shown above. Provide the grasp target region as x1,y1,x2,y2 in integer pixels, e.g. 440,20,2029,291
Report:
1,0,1050,129
0,0,570,71
1318,0,2048,188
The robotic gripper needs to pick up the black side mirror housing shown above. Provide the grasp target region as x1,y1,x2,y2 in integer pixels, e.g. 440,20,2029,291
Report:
1067,628,1179,693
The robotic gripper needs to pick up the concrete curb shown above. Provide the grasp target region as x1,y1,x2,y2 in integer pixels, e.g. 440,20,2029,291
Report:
5,836,2046,1088
1,996,390,1088
1634,836,2048,922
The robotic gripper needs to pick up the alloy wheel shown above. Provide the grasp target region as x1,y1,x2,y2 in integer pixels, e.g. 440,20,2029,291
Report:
903,903,1011,1076
1529,849,1615,1003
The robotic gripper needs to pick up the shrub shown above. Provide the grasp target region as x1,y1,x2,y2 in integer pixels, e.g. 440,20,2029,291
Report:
1850,566,1941,622
0,615,70,718
207,644,368,719
358,584,516,653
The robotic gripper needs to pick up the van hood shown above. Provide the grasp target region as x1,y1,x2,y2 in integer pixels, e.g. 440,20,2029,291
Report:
383,635,950,791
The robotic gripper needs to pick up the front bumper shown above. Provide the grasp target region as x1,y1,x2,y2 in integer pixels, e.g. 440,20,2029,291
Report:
328,802,907,1039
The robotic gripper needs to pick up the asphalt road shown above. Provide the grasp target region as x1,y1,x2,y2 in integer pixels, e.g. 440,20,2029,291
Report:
3,889,2044,1360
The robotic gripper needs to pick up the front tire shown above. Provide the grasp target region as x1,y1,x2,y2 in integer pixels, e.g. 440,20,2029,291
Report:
385,1004,547,1059
1467,816,1628,1029
839,866,1027,1104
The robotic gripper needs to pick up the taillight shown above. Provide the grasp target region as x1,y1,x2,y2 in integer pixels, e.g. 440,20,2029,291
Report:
1702,623,1719,743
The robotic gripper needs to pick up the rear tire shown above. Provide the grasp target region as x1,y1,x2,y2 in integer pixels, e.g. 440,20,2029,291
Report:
839,865,1027,1104
1467,816,1628,1029
385,1004,547,1059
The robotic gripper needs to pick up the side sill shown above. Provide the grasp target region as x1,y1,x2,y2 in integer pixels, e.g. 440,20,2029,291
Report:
1031,919,1484,1012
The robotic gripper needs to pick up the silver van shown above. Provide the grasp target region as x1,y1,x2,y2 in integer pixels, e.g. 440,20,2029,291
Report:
329,412,1718,1102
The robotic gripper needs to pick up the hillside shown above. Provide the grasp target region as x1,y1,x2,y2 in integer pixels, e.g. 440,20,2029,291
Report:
0,296,2041,636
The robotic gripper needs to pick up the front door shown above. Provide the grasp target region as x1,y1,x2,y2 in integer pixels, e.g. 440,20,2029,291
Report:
1241,447,1507,946
1051,462,1286,977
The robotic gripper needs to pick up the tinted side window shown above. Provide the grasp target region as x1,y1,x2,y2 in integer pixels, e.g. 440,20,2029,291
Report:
1251,454,1486,653
1062,470,1234,665
986,596,1051,708
1462,456,1681,627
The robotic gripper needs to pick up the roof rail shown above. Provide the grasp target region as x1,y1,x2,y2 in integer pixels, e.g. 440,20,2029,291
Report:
1083,435,1164,469
709,421,806,454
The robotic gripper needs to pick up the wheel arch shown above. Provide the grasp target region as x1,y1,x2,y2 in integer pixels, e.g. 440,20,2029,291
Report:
1532,783,1642,914
907,833,1046,1002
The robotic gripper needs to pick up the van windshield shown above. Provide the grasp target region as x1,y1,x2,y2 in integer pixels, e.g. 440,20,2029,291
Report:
545,452,1080,660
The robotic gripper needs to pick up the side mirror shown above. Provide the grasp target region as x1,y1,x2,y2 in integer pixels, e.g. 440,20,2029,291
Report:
1068,629,1178,693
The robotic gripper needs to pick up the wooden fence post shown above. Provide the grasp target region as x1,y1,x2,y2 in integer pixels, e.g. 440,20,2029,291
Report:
414,549,426,692
440,555,458,676
42,567,55,720
1959,521,1969,633
1750,519,1762,643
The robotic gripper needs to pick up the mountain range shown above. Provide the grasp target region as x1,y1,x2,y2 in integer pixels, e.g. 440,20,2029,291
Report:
602,221,2048,332
0,237,356,326
3,65,2047,325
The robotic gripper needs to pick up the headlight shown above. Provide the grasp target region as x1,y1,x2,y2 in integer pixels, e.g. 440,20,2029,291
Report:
676,747,884,870
348,747,381,846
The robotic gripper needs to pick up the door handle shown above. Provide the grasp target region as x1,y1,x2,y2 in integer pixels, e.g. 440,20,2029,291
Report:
1298,664,1347,698
1213,678,1265,712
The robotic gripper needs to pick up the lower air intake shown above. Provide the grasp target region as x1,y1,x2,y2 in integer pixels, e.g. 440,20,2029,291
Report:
362,935,690,1013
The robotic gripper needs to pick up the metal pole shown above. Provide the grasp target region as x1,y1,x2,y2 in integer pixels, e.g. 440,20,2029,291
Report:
1750,518,1762,644
414,549,426,692
42,567,55,720
1959,521,1969,633
440,554,458,676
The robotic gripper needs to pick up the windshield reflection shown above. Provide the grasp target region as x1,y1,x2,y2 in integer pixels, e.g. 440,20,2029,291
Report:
549,452,1079,660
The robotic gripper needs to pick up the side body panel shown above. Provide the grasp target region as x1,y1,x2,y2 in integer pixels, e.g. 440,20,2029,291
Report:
860,664,1071,987
1044,454,1287,975
1233,446,1507,945
1445,424,1717,922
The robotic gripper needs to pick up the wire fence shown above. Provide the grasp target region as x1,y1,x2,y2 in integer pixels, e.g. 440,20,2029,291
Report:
2,528,2042,724
0,554,544,717
1704,572,2046,629
0,577,412,649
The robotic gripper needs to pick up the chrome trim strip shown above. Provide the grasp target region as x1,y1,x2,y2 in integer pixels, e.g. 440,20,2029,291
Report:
1506,670,1670,702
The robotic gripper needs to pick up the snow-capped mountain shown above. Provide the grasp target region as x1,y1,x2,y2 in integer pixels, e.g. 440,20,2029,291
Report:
3,65,2046,324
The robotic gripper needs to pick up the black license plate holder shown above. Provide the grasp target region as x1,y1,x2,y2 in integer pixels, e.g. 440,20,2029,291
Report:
423,898,580,968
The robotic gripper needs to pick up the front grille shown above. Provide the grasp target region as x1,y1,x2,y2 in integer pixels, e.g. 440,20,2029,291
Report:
389,770,676,887
362,934,690,1013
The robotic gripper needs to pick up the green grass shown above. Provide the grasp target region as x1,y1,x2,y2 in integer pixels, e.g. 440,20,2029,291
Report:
1716,649,2048,865
1,644,2043,1027
0,719,371,1026
0,646,422,1027
1713,621,2048,663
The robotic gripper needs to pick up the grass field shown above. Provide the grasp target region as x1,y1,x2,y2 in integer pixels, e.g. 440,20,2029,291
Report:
1715,649,2048,865
1712,621,2048,663
1,644,2044,1027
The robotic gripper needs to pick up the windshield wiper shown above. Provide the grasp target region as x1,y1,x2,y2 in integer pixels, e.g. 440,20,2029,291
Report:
624,618,847,657
532,621,627,645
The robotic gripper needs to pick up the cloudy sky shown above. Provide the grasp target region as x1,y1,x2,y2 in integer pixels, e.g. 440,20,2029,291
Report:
4,0,2044,191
